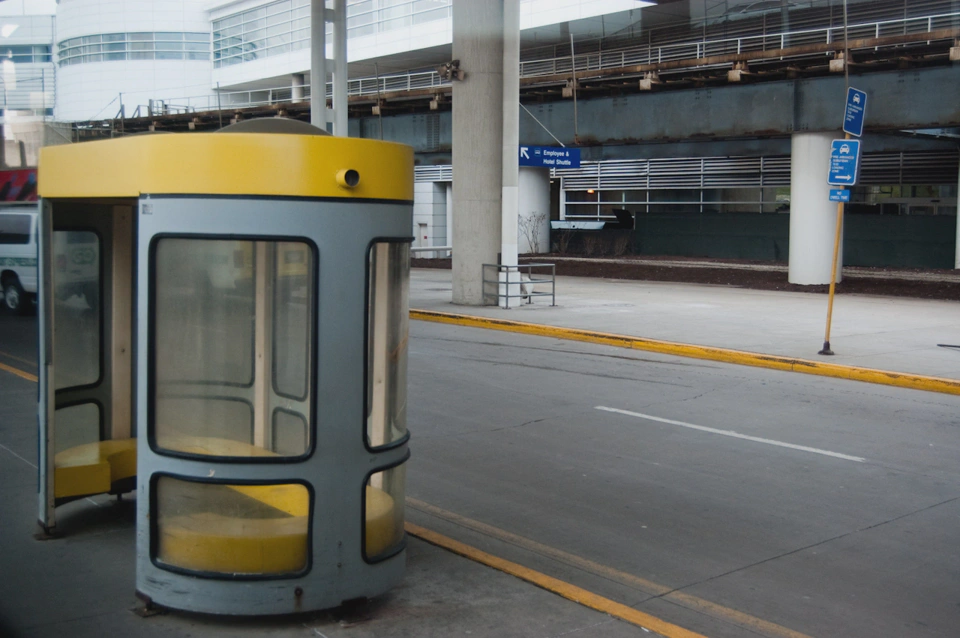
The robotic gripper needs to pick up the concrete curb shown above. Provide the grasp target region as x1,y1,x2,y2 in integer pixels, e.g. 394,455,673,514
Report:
410,309,960,396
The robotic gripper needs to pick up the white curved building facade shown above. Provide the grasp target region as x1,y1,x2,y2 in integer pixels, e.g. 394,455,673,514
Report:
54,0,216,121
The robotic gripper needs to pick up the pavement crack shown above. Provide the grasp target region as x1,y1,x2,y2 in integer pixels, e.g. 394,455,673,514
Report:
653,494,960,602
442,354,693,388
415,335,714,369
486,417,549,433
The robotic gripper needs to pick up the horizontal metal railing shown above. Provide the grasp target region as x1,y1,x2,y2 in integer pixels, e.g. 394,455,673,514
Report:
137,8,960,115
482,263,556,309
410,245,451,258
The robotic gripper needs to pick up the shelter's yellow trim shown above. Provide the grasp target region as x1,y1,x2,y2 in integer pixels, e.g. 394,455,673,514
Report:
39,133,413,201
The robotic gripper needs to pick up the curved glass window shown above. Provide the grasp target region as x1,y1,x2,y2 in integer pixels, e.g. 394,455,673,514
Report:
155,476,310,577
364,463,406,561
151,237,315,460
366,241,409,449
58,33,210,66
53,230,100,389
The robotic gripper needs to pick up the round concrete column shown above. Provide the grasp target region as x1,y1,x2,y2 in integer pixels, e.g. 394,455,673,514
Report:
955,161,960,269
518,167,551,254
788,131,842,285
292,74,305,103
451,0,504,305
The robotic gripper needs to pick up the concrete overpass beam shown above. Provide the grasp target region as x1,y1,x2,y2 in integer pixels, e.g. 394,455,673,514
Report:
788,132,842,285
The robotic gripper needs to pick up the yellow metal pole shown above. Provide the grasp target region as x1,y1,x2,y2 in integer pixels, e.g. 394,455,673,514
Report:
819,131,851,356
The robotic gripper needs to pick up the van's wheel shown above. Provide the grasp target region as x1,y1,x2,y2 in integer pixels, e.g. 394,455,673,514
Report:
2,276,26,315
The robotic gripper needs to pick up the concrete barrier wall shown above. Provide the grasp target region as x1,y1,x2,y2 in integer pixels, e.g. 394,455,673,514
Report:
844,214,956,269
550,213,957,268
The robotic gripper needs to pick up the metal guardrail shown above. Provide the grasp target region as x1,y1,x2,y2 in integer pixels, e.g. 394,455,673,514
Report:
482,263,556,309
410,245,451,258
140,9,960,114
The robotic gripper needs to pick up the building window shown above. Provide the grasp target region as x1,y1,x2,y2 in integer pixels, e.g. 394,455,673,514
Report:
0,45,51,64
57,33,211,66
213,0,451,68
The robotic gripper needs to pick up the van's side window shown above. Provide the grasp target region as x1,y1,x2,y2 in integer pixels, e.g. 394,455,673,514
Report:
0,214,31,244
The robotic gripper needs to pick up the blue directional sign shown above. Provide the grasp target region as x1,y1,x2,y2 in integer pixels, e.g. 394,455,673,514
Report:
843,87,867,137
519,145,581,168
828,139,861,186
829,189,851,202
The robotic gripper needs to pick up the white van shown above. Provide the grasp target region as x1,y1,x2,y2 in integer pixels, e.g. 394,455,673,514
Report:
0,206,38,314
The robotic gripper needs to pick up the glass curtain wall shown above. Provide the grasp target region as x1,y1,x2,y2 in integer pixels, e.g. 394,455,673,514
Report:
214,0,451,68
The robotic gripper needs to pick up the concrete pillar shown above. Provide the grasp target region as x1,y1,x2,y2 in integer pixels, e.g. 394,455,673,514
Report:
501,0,519,267
445,183,453,253
518,167,551,254
499,0,520,306
309,0,326,128
332,0,348,136
955,160,960,268
788,131,842,285
292,73,305,103
451,0,504,305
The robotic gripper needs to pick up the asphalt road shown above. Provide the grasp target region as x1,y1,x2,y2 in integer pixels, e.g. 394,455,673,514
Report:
404,320,960,638
3,309,960,637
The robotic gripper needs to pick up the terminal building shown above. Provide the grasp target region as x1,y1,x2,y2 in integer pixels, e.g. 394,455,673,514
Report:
4,0,960,282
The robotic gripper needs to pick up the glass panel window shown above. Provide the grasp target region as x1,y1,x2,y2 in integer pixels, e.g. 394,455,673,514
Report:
0,213,31,243
272,409,307,456
57,32,209,66
153,238,314,459
273,242,313,401
366,242,410,449
365,464,406,560
565,190,599,203
53,231,100,389
54,403,100,453
267,1,292,16
156,476,309,576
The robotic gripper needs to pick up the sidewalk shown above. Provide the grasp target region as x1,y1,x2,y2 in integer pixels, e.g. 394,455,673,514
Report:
410,268,960,381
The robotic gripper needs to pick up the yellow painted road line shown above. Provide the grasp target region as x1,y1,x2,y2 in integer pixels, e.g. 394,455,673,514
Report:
0,349,37,368
405,521,709,638
410,309,960,396
0,361,38,383
408,498,813,638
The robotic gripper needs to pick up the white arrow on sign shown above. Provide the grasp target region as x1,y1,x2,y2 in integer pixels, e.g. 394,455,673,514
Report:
520,147,530,159
835,175,851,180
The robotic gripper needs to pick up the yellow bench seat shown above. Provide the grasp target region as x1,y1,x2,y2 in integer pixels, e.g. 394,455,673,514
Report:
54,438,138,500
53,434,402,573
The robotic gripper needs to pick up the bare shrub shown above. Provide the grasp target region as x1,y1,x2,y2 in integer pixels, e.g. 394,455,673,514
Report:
518,210,548,254
556,230,574,254
582,233,601,257
612,234,632,257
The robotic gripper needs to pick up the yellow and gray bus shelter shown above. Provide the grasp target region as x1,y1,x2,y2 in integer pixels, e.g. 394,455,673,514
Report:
36,121,414,614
